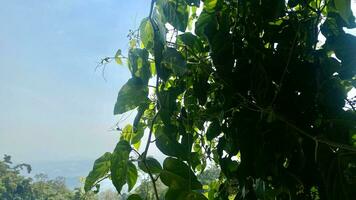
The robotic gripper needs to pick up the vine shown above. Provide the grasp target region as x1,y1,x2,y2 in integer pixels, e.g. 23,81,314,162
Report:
85,0,356,199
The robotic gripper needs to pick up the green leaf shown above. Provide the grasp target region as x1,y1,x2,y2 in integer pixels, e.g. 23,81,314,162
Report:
206,120,221,141
115,49,123,65
139,18,154,50
130,39,137,49
159,0,189,31
84,152,111,192
120,124,133,142
177,33,204,53
156,133,186,159
162,48,187,76
127,194,143,200
133,104,147,132
138,157,163,174
131,123,144,146
120,123,144,149
133,140,141,150
195,11,217,39
128,48,151,83
151,6,167,45
321,17,343,38
203,0,217,12
127,161,138,192
160,157,202,190
110,140,131,193
114,77,148,115
334,0,355,27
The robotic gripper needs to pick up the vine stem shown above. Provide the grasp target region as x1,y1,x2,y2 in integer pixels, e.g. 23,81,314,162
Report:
141,76,160,200
276,115,356,152
145,3,160,199
132,146,160,200
230,90,356,153
141,1,161,199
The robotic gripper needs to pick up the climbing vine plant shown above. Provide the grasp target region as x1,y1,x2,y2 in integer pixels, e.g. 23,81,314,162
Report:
85,0,356,199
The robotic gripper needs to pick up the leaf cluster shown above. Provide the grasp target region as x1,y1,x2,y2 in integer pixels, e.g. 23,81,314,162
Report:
87,0,356,199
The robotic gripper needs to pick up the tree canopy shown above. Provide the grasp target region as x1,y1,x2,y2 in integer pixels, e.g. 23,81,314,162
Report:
0,155,95,200
86,0,356,199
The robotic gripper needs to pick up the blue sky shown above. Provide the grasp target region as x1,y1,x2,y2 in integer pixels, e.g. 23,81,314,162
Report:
0,0,150,162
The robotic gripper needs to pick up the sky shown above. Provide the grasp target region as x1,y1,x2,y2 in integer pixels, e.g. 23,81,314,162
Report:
0,1,355,165
0,0,151,163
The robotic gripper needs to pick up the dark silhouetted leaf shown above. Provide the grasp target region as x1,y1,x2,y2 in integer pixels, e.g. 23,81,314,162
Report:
114,78,148,115
138,157,163,174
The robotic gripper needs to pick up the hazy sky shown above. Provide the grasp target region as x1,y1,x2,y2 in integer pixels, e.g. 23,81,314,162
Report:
0,0,150,162
0,1,355,164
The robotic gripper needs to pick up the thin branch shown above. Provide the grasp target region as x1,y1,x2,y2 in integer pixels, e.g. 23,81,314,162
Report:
132,141,160,200
145,164,160,200
143,109,159,158
131,147,142,158
276,115,356,152
92,174,110,189
345,98,356,112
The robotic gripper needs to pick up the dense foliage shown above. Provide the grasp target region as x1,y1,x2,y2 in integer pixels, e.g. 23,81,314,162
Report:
0,155,98,200
86,0,356,199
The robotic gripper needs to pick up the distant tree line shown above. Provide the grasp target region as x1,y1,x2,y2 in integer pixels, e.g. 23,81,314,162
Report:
1,155,219,199
0,155,98,200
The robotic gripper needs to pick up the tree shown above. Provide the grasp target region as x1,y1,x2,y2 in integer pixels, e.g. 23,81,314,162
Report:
86,0,356,199
132,174,167,200
31,174,74,200
197,166,220,186
98,189,119,200
0,155,33,200
0,155,99,200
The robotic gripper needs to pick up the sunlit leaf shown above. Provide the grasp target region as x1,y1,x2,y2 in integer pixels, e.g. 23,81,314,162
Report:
110,140,131,193
128,48,151,83
84,152,111,192
139,18,154,50
115,49,123,65
203,0,217,12
127,161,138,191
120,124,133,142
